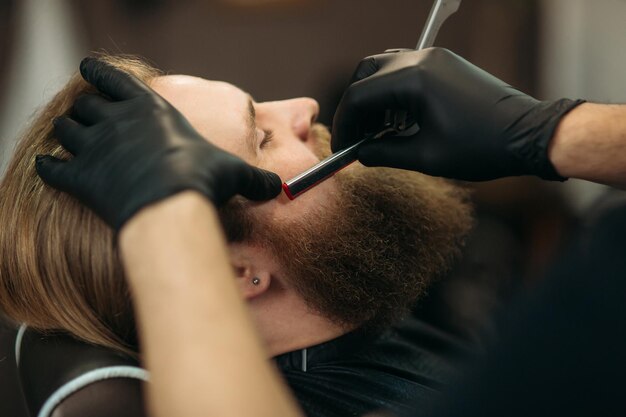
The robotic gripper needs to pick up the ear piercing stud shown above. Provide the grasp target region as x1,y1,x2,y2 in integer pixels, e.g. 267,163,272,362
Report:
252,277,261,286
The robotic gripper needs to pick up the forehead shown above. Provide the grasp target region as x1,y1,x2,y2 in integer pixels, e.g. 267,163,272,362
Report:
150,75,253,157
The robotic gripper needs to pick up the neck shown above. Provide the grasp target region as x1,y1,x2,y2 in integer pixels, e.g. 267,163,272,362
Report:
248,288,348,357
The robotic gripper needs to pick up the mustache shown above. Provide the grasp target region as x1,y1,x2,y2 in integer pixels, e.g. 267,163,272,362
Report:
310,123,332,160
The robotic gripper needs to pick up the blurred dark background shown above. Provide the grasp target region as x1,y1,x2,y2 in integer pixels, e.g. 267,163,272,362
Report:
67,0,541,124
0,0,542,127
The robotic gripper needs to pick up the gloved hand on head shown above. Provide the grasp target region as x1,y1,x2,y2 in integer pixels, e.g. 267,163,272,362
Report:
36,57,282,231
332,47,585,181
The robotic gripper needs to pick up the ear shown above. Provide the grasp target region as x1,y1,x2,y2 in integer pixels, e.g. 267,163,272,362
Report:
228,243,273,300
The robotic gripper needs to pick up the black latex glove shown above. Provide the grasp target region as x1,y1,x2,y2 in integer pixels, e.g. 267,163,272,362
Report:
36,58,282,231
332,48,585,181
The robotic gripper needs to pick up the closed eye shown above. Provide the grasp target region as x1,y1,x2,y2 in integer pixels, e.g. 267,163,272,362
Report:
260,129,274,149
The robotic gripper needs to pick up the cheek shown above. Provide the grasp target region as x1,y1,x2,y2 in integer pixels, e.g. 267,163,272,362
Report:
253,136,342,220
251,181,339,228
259,143,320,182
254,157,342,224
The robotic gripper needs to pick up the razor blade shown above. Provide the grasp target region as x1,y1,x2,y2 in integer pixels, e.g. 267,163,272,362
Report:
282,138,368,200
282,123,410,200
282,0,462,200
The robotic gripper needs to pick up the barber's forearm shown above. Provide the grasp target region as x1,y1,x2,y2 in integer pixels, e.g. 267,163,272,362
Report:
119,191,302,417
549,103,626,188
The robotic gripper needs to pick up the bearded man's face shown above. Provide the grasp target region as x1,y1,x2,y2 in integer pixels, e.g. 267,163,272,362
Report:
153,75,473,330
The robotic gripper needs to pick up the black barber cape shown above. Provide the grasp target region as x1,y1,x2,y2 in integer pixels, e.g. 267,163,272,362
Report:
421,201,626,417
274,317,473,417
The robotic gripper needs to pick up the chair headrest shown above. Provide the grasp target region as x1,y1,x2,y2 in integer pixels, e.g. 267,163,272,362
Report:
0,320,29,417
16,325,149,417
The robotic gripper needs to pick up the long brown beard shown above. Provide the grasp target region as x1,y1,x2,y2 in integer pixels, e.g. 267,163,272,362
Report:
221,124,473,330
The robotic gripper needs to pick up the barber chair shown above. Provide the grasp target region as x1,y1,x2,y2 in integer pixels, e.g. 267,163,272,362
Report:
0,319,28,417
0,319,148,417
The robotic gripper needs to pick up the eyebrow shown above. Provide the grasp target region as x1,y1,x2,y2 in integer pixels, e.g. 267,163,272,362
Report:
245,96,257,155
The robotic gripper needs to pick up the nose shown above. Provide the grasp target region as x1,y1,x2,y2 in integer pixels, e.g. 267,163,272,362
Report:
289,97,320,142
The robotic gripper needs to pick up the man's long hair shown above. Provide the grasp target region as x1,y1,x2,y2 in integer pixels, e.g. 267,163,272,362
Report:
0,55,161,357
